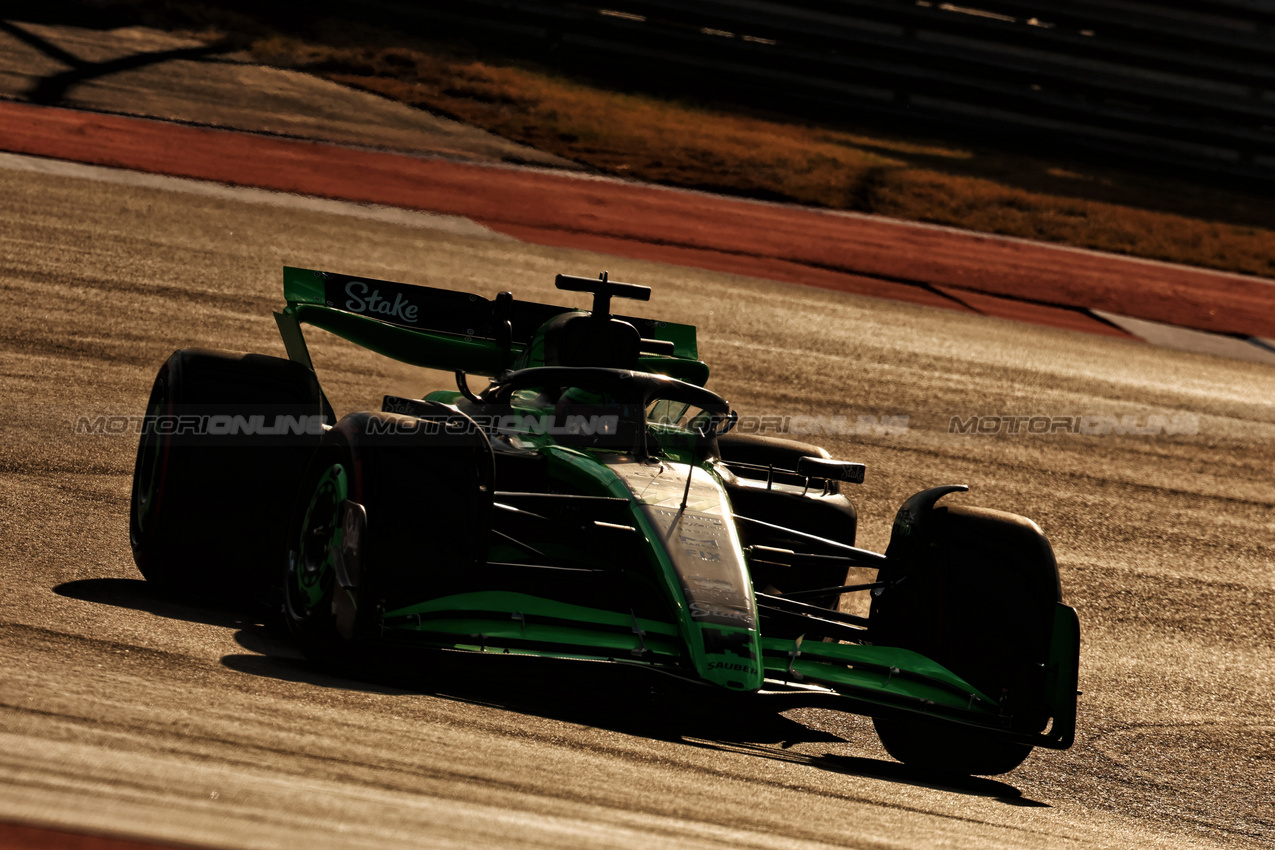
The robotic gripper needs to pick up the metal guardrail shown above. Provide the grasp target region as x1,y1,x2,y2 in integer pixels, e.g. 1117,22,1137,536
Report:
373,0,1275,182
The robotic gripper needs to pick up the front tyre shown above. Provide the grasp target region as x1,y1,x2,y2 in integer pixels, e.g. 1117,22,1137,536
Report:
872,716,1033,777
869,502,1070,775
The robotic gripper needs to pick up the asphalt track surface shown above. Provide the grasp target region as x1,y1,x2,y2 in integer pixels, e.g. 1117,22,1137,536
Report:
4,149,1275,849
2,25,1275,850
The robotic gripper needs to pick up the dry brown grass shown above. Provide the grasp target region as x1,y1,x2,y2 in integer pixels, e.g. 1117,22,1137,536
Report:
241,34,1275,279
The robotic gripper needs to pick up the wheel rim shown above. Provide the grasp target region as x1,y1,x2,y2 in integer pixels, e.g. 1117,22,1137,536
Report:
287,462,349,618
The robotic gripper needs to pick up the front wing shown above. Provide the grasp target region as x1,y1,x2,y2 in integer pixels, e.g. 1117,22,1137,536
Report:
374,590,1078,749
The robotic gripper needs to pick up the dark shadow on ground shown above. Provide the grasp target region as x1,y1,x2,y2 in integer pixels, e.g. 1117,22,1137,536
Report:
220,631,1043,806
56,574,1041,803
53,577,272,632
815,754,1044,803
0,19,235,105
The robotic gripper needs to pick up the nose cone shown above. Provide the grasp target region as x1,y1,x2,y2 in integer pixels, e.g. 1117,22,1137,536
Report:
611,460,764,692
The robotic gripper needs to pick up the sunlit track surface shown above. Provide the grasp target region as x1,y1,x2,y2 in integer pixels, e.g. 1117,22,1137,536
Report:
2,160,1273,849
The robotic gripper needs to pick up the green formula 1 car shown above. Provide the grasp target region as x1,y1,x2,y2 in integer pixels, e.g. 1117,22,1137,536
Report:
129,267,1080,776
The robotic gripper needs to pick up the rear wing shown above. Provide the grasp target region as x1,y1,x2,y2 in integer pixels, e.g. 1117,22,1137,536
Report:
273,267,709,383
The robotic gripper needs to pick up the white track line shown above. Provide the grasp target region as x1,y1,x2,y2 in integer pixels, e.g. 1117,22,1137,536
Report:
0,151,512,241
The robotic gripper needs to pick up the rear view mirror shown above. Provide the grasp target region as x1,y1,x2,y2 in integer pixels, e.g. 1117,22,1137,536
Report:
696,410,738,439
796,456,866,484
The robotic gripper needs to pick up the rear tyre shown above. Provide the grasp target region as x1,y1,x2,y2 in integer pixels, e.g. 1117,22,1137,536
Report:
129,349,325,604
870,505,1062,775
283,409,494,663
718,433,858,620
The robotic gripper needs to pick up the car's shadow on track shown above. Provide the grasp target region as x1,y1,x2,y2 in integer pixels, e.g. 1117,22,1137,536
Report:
221,629,1044,806
54,577,267,631
56,577,1042,805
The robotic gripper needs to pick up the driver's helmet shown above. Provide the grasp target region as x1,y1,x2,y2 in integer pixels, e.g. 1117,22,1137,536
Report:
553,386,641,451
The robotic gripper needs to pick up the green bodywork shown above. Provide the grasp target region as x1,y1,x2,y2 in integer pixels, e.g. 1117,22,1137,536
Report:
274,266,1079,749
